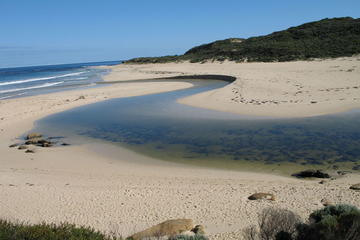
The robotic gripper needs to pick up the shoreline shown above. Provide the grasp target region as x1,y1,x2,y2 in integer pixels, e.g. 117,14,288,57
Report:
104,56,360,118
1,61,360,239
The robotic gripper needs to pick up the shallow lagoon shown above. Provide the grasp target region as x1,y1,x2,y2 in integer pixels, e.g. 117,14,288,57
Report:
33,79,360,174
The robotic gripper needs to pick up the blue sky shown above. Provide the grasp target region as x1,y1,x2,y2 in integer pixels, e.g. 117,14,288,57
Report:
1,0,359,68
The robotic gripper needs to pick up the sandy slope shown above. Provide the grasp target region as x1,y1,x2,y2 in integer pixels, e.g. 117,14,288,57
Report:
0,60,360,240
105,56,360,117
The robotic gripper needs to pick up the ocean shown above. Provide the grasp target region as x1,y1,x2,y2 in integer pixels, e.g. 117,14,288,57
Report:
0,60,122,100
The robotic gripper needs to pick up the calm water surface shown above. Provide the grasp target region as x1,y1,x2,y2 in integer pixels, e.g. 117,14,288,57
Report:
33,79,360,173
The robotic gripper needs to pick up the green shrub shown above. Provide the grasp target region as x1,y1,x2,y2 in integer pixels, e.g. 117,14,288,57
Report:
0,219,120,240
309,204,360,223
297,204,360,240
124,17,360,64
243,205,360,240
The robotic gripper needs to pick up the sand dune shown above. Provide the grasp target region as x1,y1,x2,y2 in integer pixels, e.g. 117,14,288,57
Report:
105,56,360,117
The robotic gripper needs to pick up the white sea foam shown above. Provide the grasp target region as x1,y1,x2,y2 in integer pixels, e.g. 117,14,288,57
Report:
0,92,26,100
0,71,86,86
0,81,64,94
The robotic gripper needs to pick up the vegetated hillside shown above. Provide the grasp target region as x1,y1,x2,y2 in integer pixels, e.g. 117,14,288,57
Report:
125,17,360,63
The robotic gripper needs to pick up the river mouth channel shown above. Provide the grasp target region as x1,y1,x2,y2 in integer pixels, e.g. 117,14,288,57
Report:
32,77,360,175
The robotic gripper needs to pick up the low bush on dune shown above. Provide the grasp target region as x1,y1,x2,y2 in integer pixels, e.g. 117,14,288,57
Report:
243,204,360,240
243,207,302,240
0,220,120,240
297,204,360,240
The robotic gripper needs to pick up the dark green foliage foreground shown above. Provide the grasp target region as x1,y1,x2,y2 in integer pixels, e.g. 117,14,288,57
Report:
243,204,360,240
125,17,360,63
297,204,360,240
1,205,359,240
0,220,209,240
0,220,119,240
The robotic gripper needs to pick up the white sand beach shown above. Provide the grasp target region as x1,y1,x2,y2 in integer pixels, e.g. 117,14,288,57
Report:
105,56,360,118
1,58,360,239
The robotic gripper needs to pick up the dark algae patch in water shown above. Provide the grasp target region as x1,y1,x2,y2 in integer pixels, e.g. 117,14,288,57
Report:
79,115,360,174
34,78,360,174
